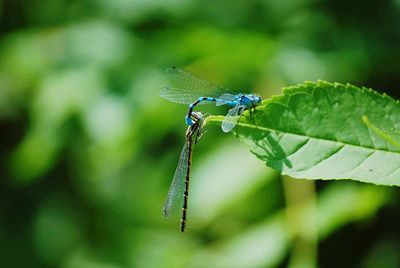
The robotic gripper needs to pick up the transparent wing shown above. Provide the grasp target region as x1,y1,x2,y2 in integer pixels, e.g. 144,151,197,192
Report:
221,105,246,133
160,87,210,105
165,66,235,97
216,93,237,106
163,142,189,218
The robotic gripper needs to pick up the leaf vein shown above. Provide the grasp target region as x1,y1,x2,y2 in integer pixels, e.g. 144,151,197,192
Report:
282,138,310,159
297,145,345,172
234,121,400,155
353,150,375,170
382,165,400,179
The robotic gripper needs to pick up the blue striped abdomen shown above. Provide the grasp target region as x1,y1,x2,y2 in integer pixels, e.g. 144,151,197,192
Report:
186,96,237,125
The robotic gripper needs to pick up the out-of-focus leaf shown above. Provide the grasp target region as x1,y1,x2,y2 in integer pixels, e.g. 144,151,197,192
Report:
9,68,105,183
362,238,400,268
34,196,83,265
93,0,192,23
190,182,389,268
65,20,132,67
9,127,61,183
191,216,288,268
190,141,277,227
317,182,391,238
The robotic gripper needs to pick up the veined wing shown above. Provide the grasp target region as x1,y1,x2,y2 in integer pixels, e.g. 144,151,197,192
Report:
160,87,237,106
221,105,246,133
165,66,235,97
160,87,214,104
216,93,238,106
163,142,189,218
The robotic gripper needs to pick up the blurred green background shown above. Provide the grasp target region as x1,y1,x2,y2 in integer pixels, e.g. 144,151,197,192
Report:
1,0,400,267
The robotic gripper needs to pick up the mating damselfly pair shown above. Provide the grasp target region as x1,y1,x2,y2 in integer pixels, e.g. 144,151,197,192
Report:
160,66,262,132
160,66,262,231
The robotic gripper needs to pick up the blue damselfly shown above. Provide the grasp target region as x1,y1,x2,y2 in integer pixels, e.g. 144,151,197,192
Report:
160,66,262,132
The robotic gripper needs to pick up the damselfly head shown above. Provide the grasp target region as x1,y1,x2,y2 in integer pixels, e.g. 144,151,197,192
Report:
186,112,205,141
190,112,204,125
249,94,262,105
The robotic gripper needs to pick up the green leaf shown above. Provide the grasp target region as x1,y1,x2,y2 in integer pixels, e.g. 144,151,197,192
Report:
207,81,400,186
